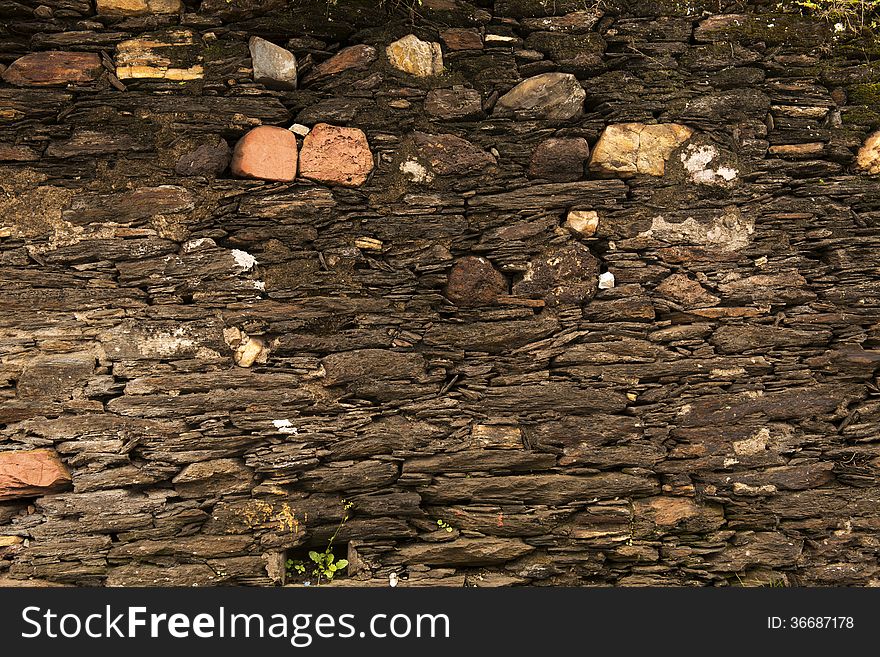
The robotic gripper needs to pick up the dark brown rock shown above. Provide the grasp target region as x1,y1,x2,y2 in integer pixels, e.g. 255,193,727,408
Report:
528,137,590,181
512,243,600,306
440,28,483,51
302,44,377,83
174,138,231,177
445,256,508,306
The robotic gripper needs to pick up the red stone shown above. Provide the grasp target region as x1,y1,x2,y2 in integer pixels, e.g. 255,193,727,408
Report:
230,125,298,182
2,51,103,87
0,450,71,501
298,123,374,187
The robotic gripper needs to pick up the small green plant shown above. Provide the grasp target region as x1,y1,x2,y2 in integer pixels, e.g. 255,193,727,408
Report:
436,519,453,533
286,499,353,585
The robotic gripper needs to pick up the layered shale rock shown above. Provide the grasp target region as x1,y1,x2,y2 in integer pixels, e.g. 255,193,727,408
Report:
1,0,879,589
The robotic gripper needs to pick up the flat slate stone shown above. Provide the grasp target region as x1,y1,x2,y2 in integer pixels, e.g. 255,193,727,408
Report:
230,125,298,182
2,52,103,87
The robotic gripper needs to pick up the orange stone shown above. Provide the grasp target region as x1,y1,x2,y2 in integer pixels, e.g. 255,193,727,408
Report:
2,51,103,87
0,449,71,501
230,125,298,182
298,123,374,187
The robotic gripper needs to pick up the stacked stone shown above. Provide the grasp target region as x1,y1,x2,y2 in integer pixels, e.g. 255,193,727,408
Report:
1,0,880,589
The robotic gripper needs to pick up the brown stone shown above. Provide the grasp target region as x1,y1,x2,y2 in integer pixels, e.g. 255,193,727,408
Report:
513,243,600,306
767,142,824,158
298,123,373,187
115,29,203,81
175,137,230,177
0,144,40,161
0,450,72,501
440,28,483,51
446,256,508,306
1,52,103,87
425,87,483,121
96,0,181,15
230,126,298,182
409,131,496,176
302,44,377,84
656,273,720,308
528,137,590,181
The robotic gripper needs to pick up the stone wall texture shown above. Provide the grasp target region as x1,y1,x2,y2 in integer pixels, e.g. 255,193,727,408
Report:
1,0,880,587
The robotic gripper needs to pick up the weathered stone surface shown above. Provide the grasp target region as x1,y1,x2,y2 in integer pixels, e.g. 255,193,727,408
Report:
425,87,482,120
230,125,298,182
656,273,719,308
589,123,693,177
396,538,534,566
493,73,585,120
115,29,203,80
528,137,590,181
298,123,373,187
302,45,377,83
445,256,507,306
174,137,230,177
1,52,102,87
386,34,444,77
249,36,297,90
565,209,599,236
402,132,496,180
0,450,72,501
512,243,600,306
97,0,181,15
172,459,253,498
855,129,880,174
440,28,483,51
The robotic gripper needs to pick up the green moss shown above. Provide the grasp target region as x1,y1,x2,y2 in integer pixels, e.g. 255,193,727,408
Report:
842,105,880,126
849,82,880,104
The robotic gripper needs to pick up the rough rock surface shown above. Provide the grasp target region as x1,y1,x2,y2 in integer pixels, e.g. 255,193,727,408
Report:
0,451,71,501
249,36,297,90
386,34,444,77
494,72,585,120
529,137,590,181
1,1,880,589
298,123,373,187
590,123,694,177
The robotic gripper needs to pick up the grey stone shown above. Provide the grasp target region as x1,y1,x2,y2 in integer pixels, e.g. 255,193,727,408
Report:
493,72,585,120
249,36,297,90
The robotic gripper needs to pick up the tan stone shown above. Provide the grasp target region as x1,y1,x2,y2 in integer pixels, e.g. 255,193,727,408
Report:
767,142,824,158
856,130,880,174
298,123,374,187
656,273,719,309
589,123,693,177
0,450,71,501
565,210,599,237
1,52,102,87
230,125,298,182
386,34,444,77
115,29,203,80
97,0,181,15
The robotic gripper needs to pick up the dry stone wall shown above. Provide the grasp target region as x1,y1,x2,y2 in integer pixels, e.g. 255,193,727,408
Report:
1,0,880,587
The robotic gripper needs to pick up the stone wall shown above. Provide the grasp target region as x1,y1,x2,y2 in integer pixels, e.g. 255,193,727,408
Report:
1,0,880,587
